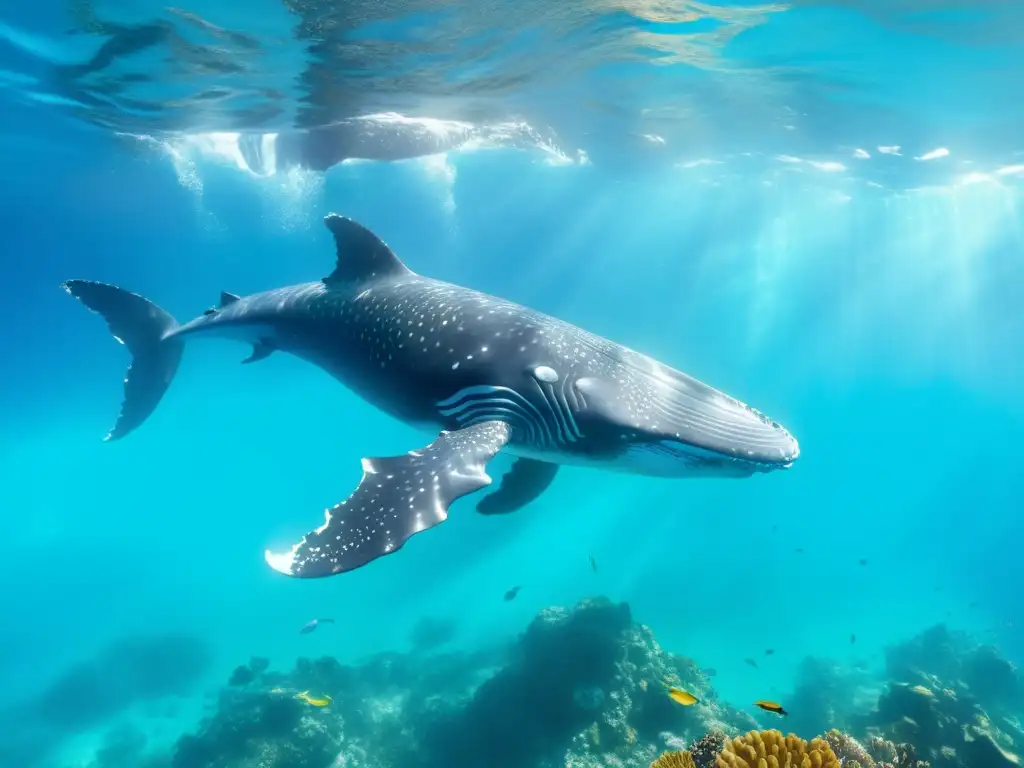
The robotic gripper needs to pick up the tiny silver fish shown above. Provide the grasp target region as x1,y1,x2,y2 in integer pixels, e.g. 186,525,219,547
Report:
299,618,335,634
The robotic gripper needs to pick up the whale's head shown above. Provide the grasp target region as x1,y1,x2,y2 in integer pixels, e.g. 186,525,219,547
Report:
572,361,799,479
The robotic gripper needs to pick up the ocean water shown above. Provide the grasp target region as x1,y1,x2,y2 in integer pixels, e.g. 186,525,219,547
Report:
1,2,1023,768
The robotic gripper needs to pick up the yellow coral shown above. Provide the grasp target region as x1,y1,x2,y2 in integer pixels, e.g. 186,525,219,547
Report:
626,726,638,745
716,730,840,768
652,750,697,768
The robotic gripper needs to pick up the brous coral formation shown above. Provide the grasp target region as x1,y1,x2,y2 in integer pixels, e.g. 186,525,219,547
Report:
715,730,839,768
652,750,697,768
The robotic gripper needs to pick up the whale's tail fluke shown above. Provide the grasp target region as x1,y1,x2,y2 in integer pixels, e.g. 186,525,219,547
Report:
62,280,183,441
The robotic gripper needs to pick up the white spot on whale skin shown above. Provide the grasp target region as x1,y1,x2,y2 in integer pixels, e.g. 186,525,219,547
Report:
265,546,298,575
533,365,558,383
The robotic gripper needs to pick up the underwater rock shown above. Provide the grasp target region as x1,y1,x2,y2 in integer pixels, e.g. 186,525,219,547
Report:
169,687,342,768
862,734,928,768
228,666,254,687
865,669,1019,766
429,597,635,768
409,615,459,652
825,728,878,768
425,596,755,768
962,646,1021,711
960,718,1022,768
166,640,500,768
884,625,965,685
84,723,174,768
36,632,210,732
228,658,270,687
784,655,875,739
858,623,1024,768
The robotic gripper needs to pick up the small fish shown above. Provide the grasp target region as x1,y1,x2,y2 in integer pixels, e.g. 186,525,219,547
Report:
270,687,288,695
667,687,699,706
850,634,856,644
771,525,778,533
795,548,804,554
504,586,521,601
639,679,649,692
299,618,335,635
859,558,868,566
764,649,775,656
704,668,718,677
589,553,598,573
744,658,758,669
755,700,788,716
910,685,934,698
295,691,332,707
970,602,979,609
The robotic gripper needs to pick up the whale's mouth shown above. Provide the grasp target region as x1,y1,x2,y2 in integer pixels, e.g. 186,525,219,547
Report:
621,359,800,471
621,419,797,478
661,389,800,468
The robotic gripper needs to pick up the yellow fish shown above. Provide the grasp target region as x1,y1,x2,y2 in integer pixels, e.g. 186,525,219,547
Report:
667,687,699,706
295,691,332,707
755,700,788,716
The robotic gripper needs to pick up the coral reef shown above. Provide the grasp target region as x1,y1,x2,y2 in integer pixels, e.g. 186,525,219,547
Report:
32,603,1022,768
825,728,876,767
858,624,1023,768
715,730,839,768
111,597,762,768
170,688,341,768
690,731,728,768
823,728,925,768
429,597,757,768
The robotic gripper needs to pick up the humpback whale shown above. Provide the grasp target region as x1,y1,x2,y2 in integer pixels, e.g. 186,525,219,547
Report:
63,214,799,578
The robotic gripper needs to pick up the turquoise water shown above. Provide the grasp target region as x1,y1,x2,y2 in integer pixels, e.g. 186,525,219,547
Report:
1,2,1023,767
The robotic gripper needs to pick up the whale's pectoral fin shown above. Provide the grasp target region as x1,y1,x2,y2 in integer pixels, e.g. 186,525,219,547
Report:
476,458,559,515
242,339,275,364
265,420,511,578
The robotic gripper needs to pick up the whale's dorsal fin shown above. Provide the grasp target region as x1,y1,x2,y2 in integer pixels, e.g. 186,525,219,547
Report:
322,213,410,286
219,291,241,307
